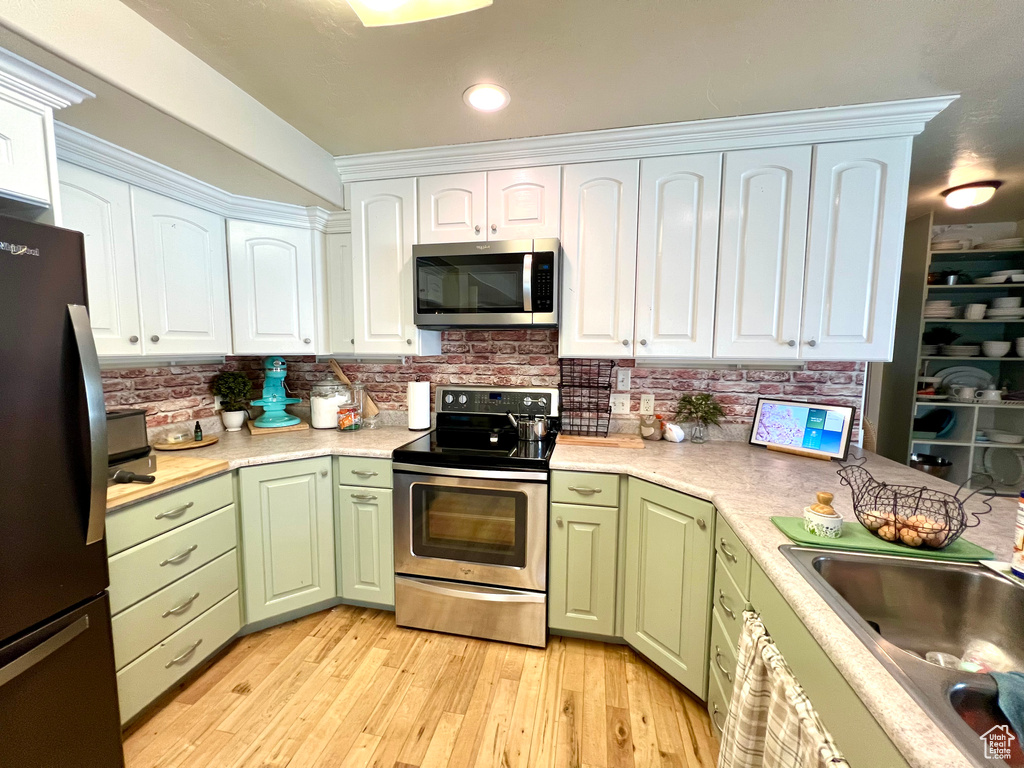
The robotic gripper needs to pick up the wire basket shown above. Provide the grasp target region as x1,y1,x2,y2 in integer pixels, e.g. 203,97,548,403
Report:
559,359,614,437
837,459,993,549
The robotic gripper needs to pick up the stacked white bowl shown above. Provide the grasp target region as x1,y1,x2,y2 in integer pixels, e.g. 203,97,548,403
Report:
983,341,1012,357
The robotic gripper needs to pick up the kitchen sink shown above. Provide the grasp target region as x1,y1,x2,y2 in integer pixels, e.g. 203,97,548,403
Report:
782,547,1024,768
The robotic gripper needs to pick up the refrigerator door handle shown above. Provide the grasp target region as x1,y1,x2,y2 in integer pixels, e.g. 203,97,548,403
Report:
0,615,89,689
68,304,108,546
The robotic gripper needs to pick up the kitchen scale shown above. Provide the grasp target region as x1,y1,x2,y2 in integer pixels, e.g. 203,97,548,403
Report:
250,356,301,428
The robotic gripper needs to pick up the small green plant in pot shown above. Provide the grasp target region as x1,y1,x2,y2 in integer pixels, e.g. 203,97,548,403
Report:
674,393,725,444
212,371,252,432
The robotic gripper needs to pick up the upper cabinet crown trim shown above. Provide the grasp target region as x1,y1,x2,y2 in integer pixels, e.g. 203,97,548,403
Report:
334,96,957,184
53,122,351,233
0,49,94,110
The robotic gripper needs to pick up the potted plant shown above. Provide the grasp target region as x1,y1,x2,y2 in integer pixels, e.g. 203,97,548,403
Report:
674,392,725,444
212,371,252,432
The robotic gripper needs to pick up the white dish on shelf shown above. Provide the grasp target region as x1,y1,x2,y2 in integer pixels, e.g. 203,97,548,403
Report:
982,341,1012,357
986,310,1024,319
976,276,1010,285
942,346,981,356
920,344,940,356
992,269,1024,277
917,394,950,401
932,239,971,250
990,434,1024,445
983,447,1024,486
992,297,1023,309
939,366,995,392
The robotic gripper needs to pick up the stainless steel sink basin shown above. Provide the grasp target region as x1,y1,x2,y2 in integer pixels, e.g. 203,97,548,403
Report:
782,547,1024,768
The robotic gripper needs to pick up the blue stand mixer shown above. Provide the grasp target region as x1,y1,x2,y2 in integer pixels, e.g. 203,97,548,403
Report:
251,356,301,428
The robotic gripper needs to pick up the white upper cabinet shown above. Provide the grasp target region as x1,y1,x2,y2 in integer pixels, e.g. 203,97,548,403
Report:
351,178,440,356
326,232,356,356
715,146,811,360
559,160,640,358
132,188,231,356
417,172,486,243
416,166,561,243
0,95,50,206
802,138,912,361
635,154,722,359
227,220,317,355
58,162,142,356
486,166,561,240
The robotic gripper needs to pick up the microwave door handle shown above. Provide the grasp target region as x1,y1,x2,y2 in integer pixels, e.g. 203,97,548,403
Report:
522,253,533,312
68,304,108,546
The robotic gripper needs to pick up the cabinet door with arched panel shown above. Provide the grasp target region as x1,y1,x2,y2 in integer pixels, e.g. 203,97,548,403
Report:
487,166,561,240
417,172,486,244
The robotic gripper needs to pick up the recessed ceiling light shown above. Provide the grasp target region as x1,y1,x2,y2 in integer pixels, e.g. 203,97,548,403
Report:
463,83,510,112
941,180,1002,209
345,0,491,27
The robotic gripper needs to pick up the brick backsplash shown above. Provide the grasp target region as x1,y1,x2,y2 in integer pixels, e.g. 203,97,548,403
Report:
102,329,865,435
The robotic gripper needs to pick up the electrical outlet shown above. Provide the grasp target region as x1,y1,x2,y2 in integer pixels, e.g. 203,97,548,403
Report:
610,393,631,414
639,394,655,415
213,394,223,412
616,367,631,390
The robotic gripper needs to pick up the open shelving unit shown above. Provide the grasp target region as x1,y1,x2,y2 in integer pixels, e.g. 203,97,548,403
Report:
876,215,1024,496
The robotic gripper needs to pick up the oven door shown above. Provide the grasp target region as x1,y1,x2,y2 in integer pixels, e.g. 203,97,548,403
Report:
393,464,547,592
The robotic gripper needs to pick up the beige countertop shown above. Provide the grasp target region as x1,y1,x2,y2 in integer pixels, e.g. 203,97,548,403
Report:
109,426,1017,768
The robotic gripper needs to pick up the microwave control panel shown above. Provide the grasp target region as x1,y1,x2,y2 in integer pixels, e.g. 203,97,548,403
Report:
532,252,555,313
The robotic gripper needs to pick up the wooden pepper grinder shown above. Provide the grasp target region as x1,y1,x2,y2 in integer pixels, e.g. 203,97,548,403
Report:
809,492,839,517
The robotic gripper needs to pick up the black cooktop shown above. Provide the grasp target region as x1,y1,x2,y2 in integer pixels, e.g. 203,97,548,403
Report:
392,417,558,472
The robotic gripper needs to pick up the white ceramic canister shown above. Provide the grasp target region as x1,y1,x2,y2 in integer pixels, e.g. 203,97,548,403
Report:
310,376,351,429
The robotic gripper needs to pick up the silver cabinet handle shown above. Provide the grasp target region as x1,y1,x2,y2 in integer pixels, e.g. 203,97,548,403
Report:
475,225,481,234
786,339,796,347
67,305,106,546
151,335,160,343
320,469,329,477
0,615,89,689
696,517,706,530
155,501,193,520
719,539,738,563
491,224,497,233
164,639,202,668
159,544,198,566
162,592,200,618
129,335,139,344
351,493,377,501
711,704,725,730
567,486,601,494
807,339,817,347
556,517,563,527
622,339,629,346
406,338,413,345
304,338,312,344
714,646,734,682
718,590,735,619
640,339,647,346
352,469,378,478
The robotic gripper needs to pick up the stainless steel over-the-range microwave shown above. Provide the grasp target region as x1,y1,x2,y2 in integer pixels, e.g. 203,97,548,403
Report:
412,238,559,328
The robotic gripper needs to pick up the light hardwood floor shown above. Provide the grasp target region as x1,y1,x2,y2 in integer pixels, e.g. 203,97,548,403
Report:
123,605,719,768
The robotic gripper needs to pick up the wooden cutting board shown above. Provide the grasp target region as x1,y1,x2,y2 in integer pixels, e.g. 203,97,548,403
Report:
153,435,220,451
107,454,229,508
556,433,646,450
246,419,310,435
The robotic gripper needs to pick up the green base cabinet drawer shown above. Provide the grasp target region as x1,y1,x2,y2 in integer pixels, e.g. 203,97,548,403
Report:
106,474,233,556
714,555,747,649
108,504,238,615
116,591,240,724
336,485,394,608
335,456,392,489
716,514,751,596
111,549,239,670
548,502,618,637
707,667,730,740
709,607,738,700
551,471,620,507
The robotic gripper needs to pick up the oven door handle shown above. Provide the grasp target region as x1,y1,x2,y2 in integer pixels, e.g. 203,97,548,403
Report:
399,576,543,603
392,462,548,483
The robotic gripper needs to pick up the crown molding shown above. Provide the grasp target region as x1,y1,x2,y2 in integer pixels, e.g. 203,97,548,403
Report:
335,95,957,183
0,49,94,110
54,122,349,232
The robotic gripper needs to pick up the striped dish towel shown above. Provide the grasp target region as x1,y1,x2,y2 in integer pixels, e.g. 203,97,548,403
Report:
718,611,849,768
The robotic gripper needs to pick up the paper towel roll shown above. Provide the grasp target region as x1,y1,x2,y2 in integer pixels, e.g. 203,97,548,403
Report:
407,381,431,431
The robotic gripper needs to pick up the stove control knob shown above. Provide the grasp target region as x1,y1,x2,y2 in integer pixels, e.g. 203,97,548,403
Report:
538,397,547,406
444,394,453,404
458,394,468,404
523,396,533,406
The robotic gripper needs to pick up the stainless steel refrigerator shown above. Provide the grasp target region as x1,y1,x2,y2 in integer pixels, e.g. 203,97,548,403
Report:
0,215,124,766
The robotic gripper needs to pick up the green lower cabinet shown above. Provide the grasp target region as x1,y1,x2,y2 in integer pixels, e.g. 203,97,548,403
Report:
623,478,714,697
239,457,336,624
336,485,395,608
548,502,618,636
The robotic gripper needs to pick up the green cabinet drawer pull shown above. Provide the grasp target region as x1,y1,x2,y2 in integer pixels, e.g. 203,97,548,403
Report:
712,703,725,730
719,538,738,562
164,639,202,668
351,470,378,478
714,646,734,682
718,589,735,619
159,544,198,567
155,502,193,520
162,592,200,618
351,493,377,501
567,486,601,494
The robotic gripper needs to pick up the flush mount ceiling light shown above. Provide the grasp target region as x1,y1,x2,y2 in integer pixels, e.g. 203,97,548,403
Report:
463,83,510,112
941,180,1003,209
345,0,491,26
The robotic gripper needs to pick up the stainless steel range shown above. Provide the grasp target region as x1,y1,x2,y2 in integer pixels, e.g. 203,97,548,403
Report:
392,385,559,648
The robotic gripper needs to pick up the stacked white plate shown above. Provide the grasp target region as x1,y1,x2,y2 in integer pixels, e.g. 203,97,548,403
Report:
920,344,940,356
942,344,981,356
987,307,1024,320
932,239,971,251
975,238,1024,250
924,300,956,319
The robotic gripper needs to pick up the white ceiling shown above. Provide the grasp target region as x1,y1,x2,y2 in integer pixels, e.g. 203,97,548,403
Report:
44,1,1024,222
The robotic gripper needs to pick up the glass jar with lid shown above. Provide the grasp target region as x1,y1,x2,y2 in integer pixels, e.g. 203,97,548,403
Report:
338,382,364,431
310,376,351,429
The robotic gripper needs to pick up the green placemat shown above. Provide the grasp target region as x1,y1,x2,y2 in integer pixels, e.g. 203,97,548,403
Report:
771,516,994,561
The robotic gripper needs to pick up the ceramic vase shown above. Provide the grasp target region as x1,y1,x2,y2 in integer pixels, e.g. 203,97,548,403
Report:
221,410,246,432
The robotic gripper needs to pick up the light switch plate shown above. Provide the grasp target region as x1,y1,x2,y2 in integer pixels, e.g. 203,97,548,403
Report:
639,394,655,415
616,367,631,390
610,393,631,414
